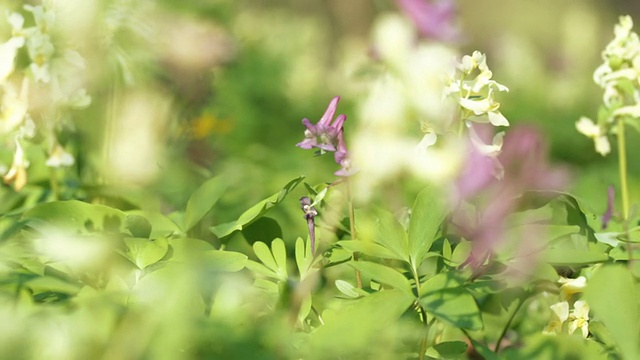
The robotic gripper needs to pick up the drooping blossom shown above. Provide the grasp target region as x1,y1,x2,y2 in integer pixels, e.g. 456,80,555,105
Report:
300,197,318,255
452,125,569,269
395,0,460,42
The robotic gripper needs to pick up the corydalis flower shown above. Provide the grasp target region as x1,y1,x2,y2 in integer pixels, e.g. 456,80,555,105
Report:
297,96,355,176
395,0,459,42
297,96,345,152
453,126,569,269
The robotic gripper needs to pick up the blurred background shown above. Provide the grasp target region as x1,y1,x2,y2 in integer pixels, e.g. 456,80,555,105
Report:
1,0,640,358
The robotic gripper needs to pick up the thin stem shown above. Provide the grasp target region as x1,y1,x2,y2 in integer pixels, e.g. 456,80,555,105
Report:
494,297,525,353
345,178,362,288
618,120,633,266
412,267,429,360
49,167,59,201
618,119,630,221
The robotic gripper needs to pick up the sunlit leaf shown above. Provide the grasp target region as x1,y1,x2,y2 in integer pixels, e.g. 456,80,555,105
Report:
22,200,127,234
419,272,482,330
210,176,304,238
584,265,640,360
349,261,413,297
337,240,402,260
184,176,228,231
122,236,169,269
408,186,448,270
201,250,247,272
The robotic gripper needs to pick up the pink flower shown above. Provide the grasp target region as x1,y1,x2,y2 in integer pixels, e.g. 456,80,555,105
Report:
395,0,460,42
297,96,356,177
452,126,570,269
297,96,346,152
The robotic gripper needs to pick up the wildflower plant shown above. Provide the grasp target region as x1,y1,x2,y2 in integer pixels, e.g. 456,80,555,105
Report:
0,2,638,360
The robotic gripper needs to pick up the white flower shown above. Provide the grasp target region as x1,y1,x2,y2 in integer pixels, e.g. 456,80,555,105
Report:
575,117,610,156
46,143,75,168
543,301,569,335
558,276,587,301
568,300,590,338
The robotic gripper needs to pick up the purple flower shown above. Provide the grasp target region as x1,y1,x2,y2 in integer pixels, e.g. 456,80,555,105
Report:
602,186,615,230
452,126,570,270
395,0,460,42
297,96,346,152
297,96,356,177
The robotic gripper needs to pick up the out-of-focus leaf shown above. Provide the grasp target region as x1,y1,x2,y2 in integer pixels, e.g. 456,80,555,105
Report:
167,237,215,262
241,217,282,245
426,341,468,359
349,261,413,297
408,186,448,270
122,237,169,269
373,208,409,263
337,240,401,260
22,200,127,233
501,333,606,359
541,248,608,265
307,289,414,357
26,276,81,296
335,279,366,298
419,272,482,330
584,265,640,360
184,176,228,231
201,250,247,272
127,210,182,238
210,176,304,238
124,214,152,238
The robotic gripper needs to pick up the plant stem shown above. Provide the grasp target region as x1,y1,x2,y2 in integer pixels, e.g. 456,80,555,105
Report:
412,267,429,360
345,178,362,288
49,167,59,201
494,296,524,353
618,120,633,265
618,119,630,221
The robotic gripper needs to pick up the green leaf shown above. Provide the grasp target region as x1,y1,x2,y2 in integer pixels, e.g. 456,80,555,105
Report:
584,265,640,360
124,214,152,238
337,240,402,260
22,200,127,234
426,341,468,359
349,261,413,297
541,248,608,265
252,239,287,280
127,210,182,238
307,289,414,357
419,272,482,330
408,186,448,269
122,237,169,269
335,279,364,298
373,208,410,263
296,237,320,281
184,176,228,231
210,176,304,238
167,237,215,262
201,250,247,272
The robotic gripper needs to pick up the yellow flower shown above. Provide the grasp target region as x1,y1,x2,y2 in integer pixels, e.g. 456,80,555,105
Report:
3,139,29,191
568,300,590,338
558,276,587,300
543,301,569,335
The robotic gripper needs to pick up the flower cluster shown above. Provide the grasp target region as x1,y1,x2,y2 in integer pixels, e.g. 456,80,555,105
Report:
297,96,354,176
576,15,640,156
444,50,510,155
543,276,590,338
394,0,460,42
0,3,91,190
